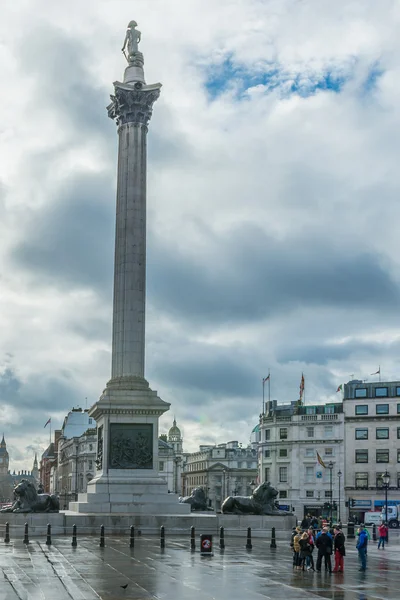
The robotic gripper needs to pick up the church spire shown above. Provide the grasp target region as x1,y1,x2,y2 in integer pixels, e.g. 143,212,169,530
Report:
0,433,5,447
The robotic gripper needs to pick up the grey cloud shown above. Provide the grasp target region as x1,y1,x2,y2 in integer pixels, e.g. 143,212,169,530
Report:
147,223,400,326
11,172,115,292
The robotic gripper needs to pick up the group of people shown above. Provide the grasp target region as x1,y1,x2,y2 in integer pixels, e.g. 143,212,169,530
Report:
291,525,346,573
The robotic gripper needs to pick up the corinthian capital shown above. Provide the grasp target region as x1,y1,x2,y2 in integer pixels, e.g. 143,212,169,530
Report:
107,82,161,127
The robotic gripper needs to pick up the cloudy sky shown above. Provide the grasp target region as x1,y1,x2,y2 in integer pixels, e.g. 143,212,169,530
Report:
1,0,400,469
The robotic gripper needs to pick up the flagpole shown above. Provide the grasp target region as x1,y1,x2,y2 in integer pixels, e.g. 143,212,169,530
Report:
262,379,265,414
379,366,381,383
49,420,51,447
268,369,271,404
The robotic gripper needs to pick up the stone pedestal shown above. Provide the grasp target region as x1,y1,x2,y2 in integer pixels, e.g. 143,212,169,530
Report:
70,30,188,515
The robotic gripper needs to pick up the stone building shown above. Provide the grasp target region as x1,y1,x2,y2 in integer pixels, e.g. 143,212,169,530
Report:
182,441,258,510
158,419,185,494
56,428,97,508
343,379,400,521
258,400,345,519
0,435,39,502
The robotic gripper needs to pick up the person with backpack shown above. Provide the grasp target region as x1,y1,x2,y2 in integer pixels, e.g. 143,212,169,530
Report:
356,524,368,571
377,522,388,549
315,527,333,573
332,527,346,572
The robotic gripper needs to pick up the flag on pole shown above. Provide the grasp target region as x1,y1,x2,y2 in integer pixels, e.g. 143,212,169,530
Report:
336,384,343,393
371,367,380,375
299,373,305,400
317,451,326,468
44,418,51,428
263,375,270,384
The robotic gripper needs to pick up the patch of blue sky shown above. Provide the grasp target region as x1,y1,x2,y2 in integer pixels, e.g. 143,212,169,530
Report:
204,57,353,101
361,62,384,95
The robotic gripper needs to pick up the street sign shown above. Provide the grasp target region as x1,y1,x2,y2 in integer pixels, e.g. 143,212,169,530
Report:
200,534,213,555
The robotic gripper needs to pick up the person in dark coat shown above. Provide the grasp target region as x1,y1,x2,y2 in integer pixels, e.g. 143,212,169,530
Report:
315,527,333,573
299,532,313,571
301,516,310,529
332,527,346,572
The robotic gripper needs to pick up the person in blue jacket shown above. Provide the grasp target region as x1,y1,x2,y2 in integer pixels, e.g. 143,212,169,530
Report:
356,524,368,571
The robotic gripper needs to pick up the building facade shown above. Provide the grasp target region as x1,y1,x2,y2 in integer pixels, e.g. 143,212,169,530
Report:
343,379,400,521
158,419,185,493
258,400,345,520
0,436,39,503
182,441,258,510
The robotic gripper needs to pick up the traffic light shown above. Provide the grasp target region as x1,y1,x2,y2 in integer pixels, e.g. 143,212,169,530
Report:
333,502,337,510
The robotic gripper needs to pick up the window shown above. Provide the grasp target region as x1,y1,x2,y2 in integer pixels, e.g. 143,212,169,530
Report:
355,428,368,440
88,418,93,424
398,474,400,489
396,387,400,397
376,473,385,488
398,403,400,414
305,466,314,482
324,425,333,436
306,490,314,498
264,468,270,482
397,428,400,439
376,428,389,439
376,450,389,463
398,450,400,463
280,428,288,440
89,444,93,451
265,429,271,441
376,404,389,415
159,461,164,471
279,467,288,482
375,387,388,397
355,405,368,415
325,490,332,498
88,460,93,470
355,473,368,488
306,407,316,415
264,449,270,458
279,490,287,498
325,405,335,414
306,427,314,438
279,449,288,458
324,448,333,456
305,448,314,457
355,388,367,398
355,450,368,463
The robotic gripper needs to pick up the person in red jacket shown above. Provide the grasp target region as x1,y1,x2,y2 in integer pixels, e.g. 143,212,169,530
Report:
332,527,346,572
377,523,388,549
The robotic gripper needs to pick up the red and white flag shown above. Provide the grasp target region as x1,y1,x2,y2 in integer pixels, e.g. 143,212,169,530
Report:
44,418,51,428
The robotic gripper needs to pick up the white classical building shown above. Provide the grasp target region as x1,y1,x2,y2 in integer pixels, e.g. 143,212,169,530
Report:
258,400,345,520
158,419,185,494
182,441,258,510
343,379,400,521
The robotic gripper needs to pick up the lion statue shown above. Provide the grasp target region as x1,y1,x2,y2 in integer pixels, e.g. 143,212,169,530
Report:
0,479,59,513
179,487,213,511
221,481,290,515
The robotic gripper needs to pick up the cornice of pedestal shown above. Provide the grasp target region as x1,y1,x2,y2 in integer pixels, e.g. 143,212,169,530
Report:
107,81,161,127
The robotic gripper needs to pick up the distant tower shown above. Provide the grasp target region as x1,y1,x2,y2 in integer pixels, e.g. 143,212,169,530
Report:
31,452,40,484
0,434,9,477
168,418,183,454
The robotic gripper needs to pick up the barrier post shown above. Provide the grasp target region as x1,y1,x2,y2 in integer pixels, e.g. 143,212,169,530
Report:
246,527,252,550
130,526,135,548
219,526,225,549
4,522,10,544
347,522,355,539
46,524,52,546
23,523,29,545
72,524,77,547
190,526,195,551
160,525,165,549
270,526,277,549
99,525,105,548
372,524,377,542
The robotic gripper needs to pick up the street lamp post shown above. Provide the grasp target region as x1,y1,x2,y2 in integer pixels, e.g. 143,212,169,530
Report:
328,462,334,523
337,470,342,523
382,470,390,539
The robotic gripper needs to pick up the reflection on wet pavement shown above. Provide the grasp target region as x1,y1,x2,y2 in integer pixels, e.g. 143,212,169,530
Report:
0,534,399,599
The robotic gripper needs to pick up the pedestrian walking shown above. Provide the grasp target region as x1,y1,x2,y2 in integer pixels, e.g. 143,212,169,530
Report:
292,528,302,570
332,527,345,572
315,527,333,573
377,523,388,549
356,524,368,571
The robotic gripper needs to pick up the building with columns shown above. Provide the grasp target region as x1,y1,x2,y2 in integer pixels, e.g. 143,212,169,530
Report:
258,400,345,519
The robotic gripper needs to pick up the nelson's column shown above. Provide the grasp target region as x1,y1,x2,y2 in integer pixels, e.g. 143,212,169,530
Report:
70,22,189,514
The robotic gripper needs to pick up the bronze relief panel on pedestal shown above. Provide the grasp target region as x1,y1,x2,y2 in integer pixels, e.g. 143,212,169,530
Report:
109,423,153,469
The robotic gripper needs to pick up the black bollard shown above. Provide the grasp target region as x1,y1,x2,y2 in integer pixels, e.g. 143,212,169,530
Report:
372,524,377,542
347,521,355,539
160,525,165,549
46,523,52,546
71,524,77,547
190,526,195,551
4,522,10,544
23,523,29,545
270,526,277,549
246,527,252,550
99,524,105,548
219,526,225,550
130,526,135,548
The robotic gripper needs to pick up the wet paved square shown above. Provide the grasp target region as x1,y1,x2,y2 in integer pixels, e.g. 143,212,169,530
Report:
0,532,399,599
